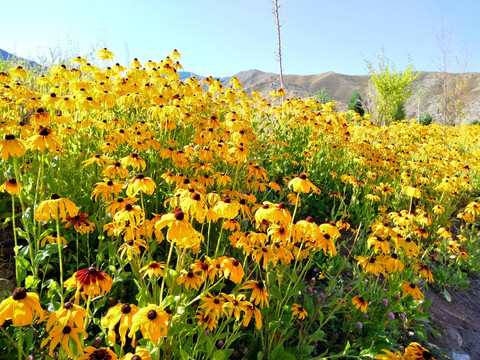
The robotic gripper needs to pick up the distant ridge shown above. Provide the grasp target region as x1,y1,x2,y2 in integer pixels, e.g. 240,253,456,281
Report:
0,49,41,69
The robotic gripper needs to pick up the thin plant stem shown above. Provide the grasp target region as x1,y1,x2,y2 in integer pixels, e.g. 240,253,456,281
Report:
56,211,64,303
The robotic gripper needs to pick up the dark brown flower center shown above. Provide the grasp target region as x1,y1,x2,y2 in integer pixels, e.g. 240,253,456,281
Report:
63,302,73,309
121,303,132,314
39,127,50,136
62,326,72,334
125,204,133,211
147,310,157,320
257,281,264,289
12,288,27,300
299,173,307,180
223,197,231,203
174,210,184,220
135,174,145,180
88,267,97,274
187,271,194,278
5,134,15,140
7,178,17,184
51,193,60,200
132,356,141,360
214,299,220,304
409,283,416,289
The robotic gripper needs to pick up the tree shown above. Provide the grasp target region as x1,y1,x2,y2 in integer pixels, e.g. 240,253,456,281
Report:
348,90,365,116
314,87,331,104
434,21,471,126
391,103,406,121
271,0,285,92
365,49,419,125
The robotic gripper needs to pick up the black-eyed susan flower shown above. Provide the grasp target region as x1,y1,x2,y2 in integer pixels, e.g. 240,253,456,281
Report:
401,282,424,302
129,304,170,344
102,161,130,179
0,288,44,326
106,196,137,216
352,295,368,313
0,177,22,195
28,127,62,153
214,197,240,219
78,346,118,360
101,303,139,346
199,292,225,319
97,48,115,61
374,348,405,360
404,342,435,360
64,266,113,298
291,303,308,320
41,231,67,246
195,310,218,331
177,270,204,290
121,153,146,171
222,293,249,321
92,179,124,202
140,261,165,279
114,203,144,227
125,174,156,196
412,263,434,283
46,301,87,330
221,257,244,284
40,324,86,358
288,173,320,194
0,134,27,161
63,213,96,234
120,349,152,360
243,303,262,329
241,280,269,308
35,194,79,221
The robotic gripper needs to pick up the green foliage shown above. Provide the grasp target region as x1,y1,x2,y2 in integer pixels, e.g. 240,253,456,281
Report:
366,49,419,125
419,112,433,125
348,90,365,116
314,87,331,104
391,103,406,121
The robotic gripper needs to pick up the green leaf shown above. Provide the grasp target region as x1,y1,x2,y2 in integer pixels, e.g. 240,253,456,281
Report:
16,256,31,284
25,275,41,290
443,289,452,302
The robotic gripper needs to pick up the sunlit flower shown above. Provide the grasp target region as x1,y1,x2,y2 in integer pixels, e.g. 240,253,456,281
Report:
242,280,269,308
0,177,22,195
78,346,118,360
64,266,113,298
352,295,368,313
101,303,139,346
35,194,79,221
0,134,27,161
291,303,308,320
0,288,44,326
129,304,170,344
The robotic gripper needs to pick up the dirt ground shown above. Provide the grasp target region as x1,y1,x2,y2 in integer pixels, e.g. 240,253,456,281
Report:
425,276,480,360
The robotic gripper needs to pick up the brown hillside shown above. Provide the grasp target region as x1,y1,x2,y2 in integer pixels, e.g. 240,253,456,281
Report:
232,69,480,123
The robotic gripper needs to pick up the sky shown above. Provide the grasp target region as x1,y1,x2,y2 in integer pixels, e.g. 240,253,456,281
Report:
1,0,479,77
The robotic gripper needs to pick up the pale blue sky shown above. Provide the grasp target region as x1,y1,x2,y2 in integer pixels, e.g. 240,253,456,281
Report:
1,0,479,77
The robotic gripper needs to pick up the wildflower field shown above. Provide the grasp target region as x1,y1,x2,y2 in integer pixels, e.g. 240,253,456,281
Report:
1,49,480,360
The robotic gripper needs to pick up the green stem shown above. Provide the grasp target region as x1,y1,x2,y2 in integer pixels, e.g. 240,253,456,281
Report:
214,219,225,258
12,196,20,287
56,213,64,303
0,326,27,360
159,240,175,304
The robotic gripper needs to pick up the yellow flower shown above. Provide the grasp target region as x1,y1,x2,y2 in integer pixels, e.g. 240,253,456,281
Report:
0,177,22,195
401,282,424,302
28,127,62,153
35,194,79,221
0,288,44,326
0,134,27,161
352,295,368,313
129,304,170,344
125,174,157,196
64,267,113,298
288,173,320,194
78,346,118,360
40,324,86,358
241,280,269,308
404,342,435,360
140,261,165,279
291,303,308,320
177,270,204,290
101,303,139,346
97,48,115,61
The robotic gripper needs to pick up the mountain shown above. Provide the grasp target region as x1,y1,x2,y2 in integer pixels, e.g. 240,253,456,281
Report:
228,69,480,123
0,49,41,69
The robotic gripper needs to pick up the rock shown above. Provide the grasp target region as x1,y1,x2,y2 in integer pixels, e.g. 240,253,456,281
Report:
451,352,470,360
445,327,463,348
